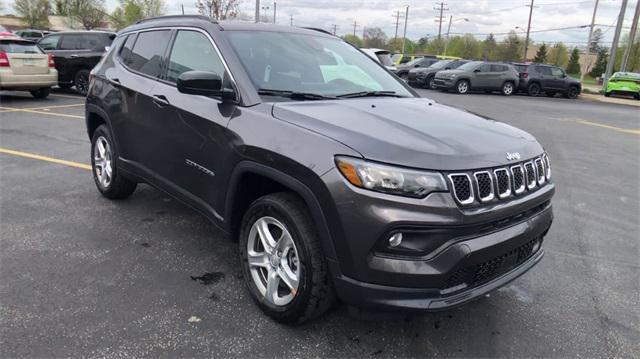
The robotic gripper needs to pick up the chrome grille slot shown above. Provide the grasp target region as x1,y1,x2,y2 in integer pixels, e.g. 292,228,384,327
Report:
494,168,511,198
448,174,474,205
511,165,525,194
534,158,545,185
524,162,537,190
474,171,494,202
543,153,551,180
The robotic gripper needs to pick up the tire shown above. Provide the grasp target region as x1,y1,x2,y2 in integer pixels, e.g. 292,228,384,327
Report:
635,93,640,101
239,192,335,324
501,81,515,96
527,83,541,97
427,76,437,90
455,79,470,94
398,72,408,81
30,87,50,99
565,86,579,99
604,92,611,97
91,124,137,199
74,69,90,96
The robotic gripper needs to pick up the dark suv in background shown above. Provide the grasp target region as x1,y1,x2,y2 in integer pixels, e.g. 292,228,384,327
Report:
408,59,470,89
513,63,581,98
86,16,554,324
38,31,115,95
394,57,440,80
434,61,520,95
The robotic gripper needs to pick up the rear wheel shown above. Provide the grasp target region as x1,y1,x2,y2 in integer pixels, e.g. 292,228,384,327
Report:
74,70,90,96
565,86,579,99
427,76,437,90
501,81,515,96
527,83,541,96
455,80,470,94
239,193,335,324
91,125,137,199
30,88,50,99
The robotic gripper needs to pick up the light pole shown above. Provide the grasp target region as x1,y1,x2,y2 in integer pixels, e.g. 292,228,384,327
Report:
401,5,409,54
255,0,260,23
581,0,599,82
603,0,628,91
443,17,469,56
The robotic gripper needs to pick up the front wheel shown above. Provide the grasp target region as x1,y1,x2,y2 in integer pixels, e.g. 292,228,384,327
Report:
527,83,541,96
30,87,50,99
455,80,470,94
565,86,579,99
239,193,335,324
91,125,137,199
427,76,437,90
501,81,515,96
74,70,90,96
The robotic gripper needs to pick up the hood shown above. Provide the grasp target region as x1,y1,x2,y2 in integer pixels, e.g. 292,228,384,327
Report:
272,98,543,170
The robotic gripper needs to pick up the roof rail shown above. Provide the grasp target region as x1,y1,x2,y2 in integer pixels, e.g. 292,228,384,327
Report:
136,15,217,25
302,27,335,36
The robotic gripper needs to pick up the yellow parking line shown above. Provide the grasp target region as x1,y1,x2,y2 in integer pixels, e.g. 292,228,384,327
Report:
0,147,91,170
50,93,85,99
575,120,640,136
0,106,83,119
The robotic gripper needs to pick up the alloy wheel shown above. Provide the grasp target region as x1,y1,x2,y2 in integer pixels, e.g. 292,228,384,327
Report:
247,216,300,306
94,136,113,188
457,81,469,94
503,82,514,95
429,77,437,89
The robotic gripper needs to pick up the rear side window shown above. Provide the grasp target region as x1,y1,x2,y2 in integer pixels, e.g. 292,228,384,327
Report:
59,34,101,50
38,35,60,50
537,66,552,76
0,41,43,54
124,30,171,77
166,30,225,83
491,64,507,72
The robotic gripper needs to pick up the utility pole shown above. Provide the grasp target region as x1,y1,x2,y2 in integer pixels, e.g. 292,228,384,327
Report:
352,20,359,37
621,0,639,71
290,15,293,26
523,0,535,60
332,24,338,35
255,0,260,23
444,15,453,56
603,0,628,90
581,0,600,83
402,5,409,54
434,2,448,40
181,3,185,15
273,2,276,24
393,10,402,39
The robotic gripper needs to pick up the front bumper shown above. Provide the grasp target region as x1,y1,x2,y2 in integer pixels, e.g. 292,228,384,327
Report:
432,77,456,89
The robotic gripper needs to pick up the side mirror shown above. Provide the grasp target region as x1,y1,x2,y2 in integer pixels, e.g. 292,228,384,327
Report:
444,67,451,70
177,71,235,100
104,46,111,52
414,64,420,67
473,69,481,73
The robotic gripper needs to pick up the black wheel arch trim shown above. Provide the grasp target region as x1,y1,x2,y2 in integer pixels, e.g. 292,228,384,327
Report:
85,103,119,154
224,161,344,269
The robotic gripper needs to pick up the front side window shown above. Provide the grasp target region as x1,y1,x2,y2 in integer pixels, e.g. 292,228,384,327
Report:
429,60,451,69
550,67,564,77
38,35,60,50
124,30,171,77
457,61,483,72
537,66,552,76
166,30,225,83
479,64,492,72
226,31,413,98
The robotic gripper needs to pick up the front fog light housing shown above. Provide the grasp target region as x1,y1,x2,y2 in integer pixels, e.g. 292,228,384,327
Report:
388,233,403,247
335,156,447,198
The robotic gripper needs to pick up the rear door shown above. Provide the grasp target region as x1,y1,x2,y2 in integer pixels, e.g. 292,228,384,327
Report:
149,29,237,208
0,40,50,76
490,64,509,89
536,66,554,89
549,67,567,90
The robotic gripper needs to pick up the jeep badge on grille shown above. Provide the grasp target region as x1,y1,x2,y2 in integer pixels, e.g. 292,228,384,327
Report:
506,152,521,161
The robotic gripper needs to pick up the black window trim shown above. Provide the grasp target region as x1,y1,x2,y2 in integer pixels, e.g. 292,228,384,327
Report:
116,26,239,101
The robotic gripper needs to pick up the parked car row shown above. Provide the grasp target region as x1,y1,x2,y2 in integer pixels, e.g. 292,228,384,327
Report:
404,58,583,99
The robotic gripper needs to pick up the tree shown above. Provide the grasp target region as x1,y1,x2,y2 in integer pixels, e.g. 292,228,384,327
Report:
363,27,387,49
14,0,50,28
589,28,603,53
195,0,239,20
497,31,523,62
533,43,548,63
417,36,430,52
111,0,164,29
566,48,581,74
548,42,568,67
589,48,608,77
426,37,445,55
53,0,69,15
480,34,498,60
387,37,403,52
68,0,106,30
341,34,363,47
447,34,480,59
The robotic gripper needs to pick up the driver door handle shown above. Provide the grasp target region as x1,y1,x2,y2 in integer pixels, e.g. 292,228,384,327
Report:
152,94,170,107
69,54,79,58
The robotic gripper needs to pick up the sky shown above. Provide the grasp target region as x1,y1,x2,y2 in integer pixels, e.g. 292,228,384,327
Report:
59,0,640,46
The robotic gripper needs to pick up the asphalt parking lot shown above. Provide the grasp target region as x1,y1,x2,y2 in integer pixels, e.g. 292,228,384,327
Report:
1,89,638,358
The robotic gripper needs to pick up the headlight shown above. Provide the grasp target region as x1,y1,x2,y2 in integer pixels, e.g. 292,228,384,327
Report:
449,74,458,78
335,156,447,198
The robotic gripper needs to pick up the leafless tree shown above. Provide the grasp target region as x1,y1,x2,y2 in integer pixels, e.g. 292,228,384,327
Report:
195,0,240,20
13,0,50,28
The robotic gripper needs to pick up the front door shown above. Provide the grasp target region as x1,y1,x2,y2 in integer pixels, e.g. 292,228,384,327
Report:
148,29,237,213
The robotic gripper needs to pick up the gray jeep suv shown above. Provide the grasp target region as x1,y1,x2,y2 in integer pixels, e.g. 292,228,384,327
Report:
434,61,520,95
86,16,554,324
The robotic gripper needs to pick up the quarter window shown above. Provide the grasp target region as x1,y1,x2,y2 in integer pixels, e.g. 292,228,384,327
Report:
119,34,136,61
166,30,225,83
125,30,171,78
491,64,507,72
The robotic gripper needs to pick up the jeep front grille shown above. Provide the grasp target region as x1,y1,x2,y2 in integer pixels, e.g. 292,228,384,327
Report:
447,155,550,206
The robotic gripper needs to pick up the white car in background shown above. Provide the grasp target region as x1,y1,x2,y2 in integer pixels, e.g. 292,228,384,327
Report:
361,48,397,72
0,34,58,98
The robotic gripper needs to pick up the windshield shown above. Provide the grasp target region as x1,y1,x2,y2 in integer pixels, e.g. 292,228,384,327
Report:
457,61,483,71
404,57,423,66
226,31,412,98
429,60,451,69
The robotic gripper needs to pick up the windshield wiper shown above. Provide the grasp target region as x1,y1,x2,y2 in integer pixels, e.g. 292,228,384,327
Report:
257,88,336,100
336,91,404,99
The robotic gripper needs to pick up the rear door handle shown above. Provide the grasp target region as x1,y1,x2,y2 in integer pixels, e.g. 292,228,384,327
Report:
152,94,170,107
69,54,79,58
